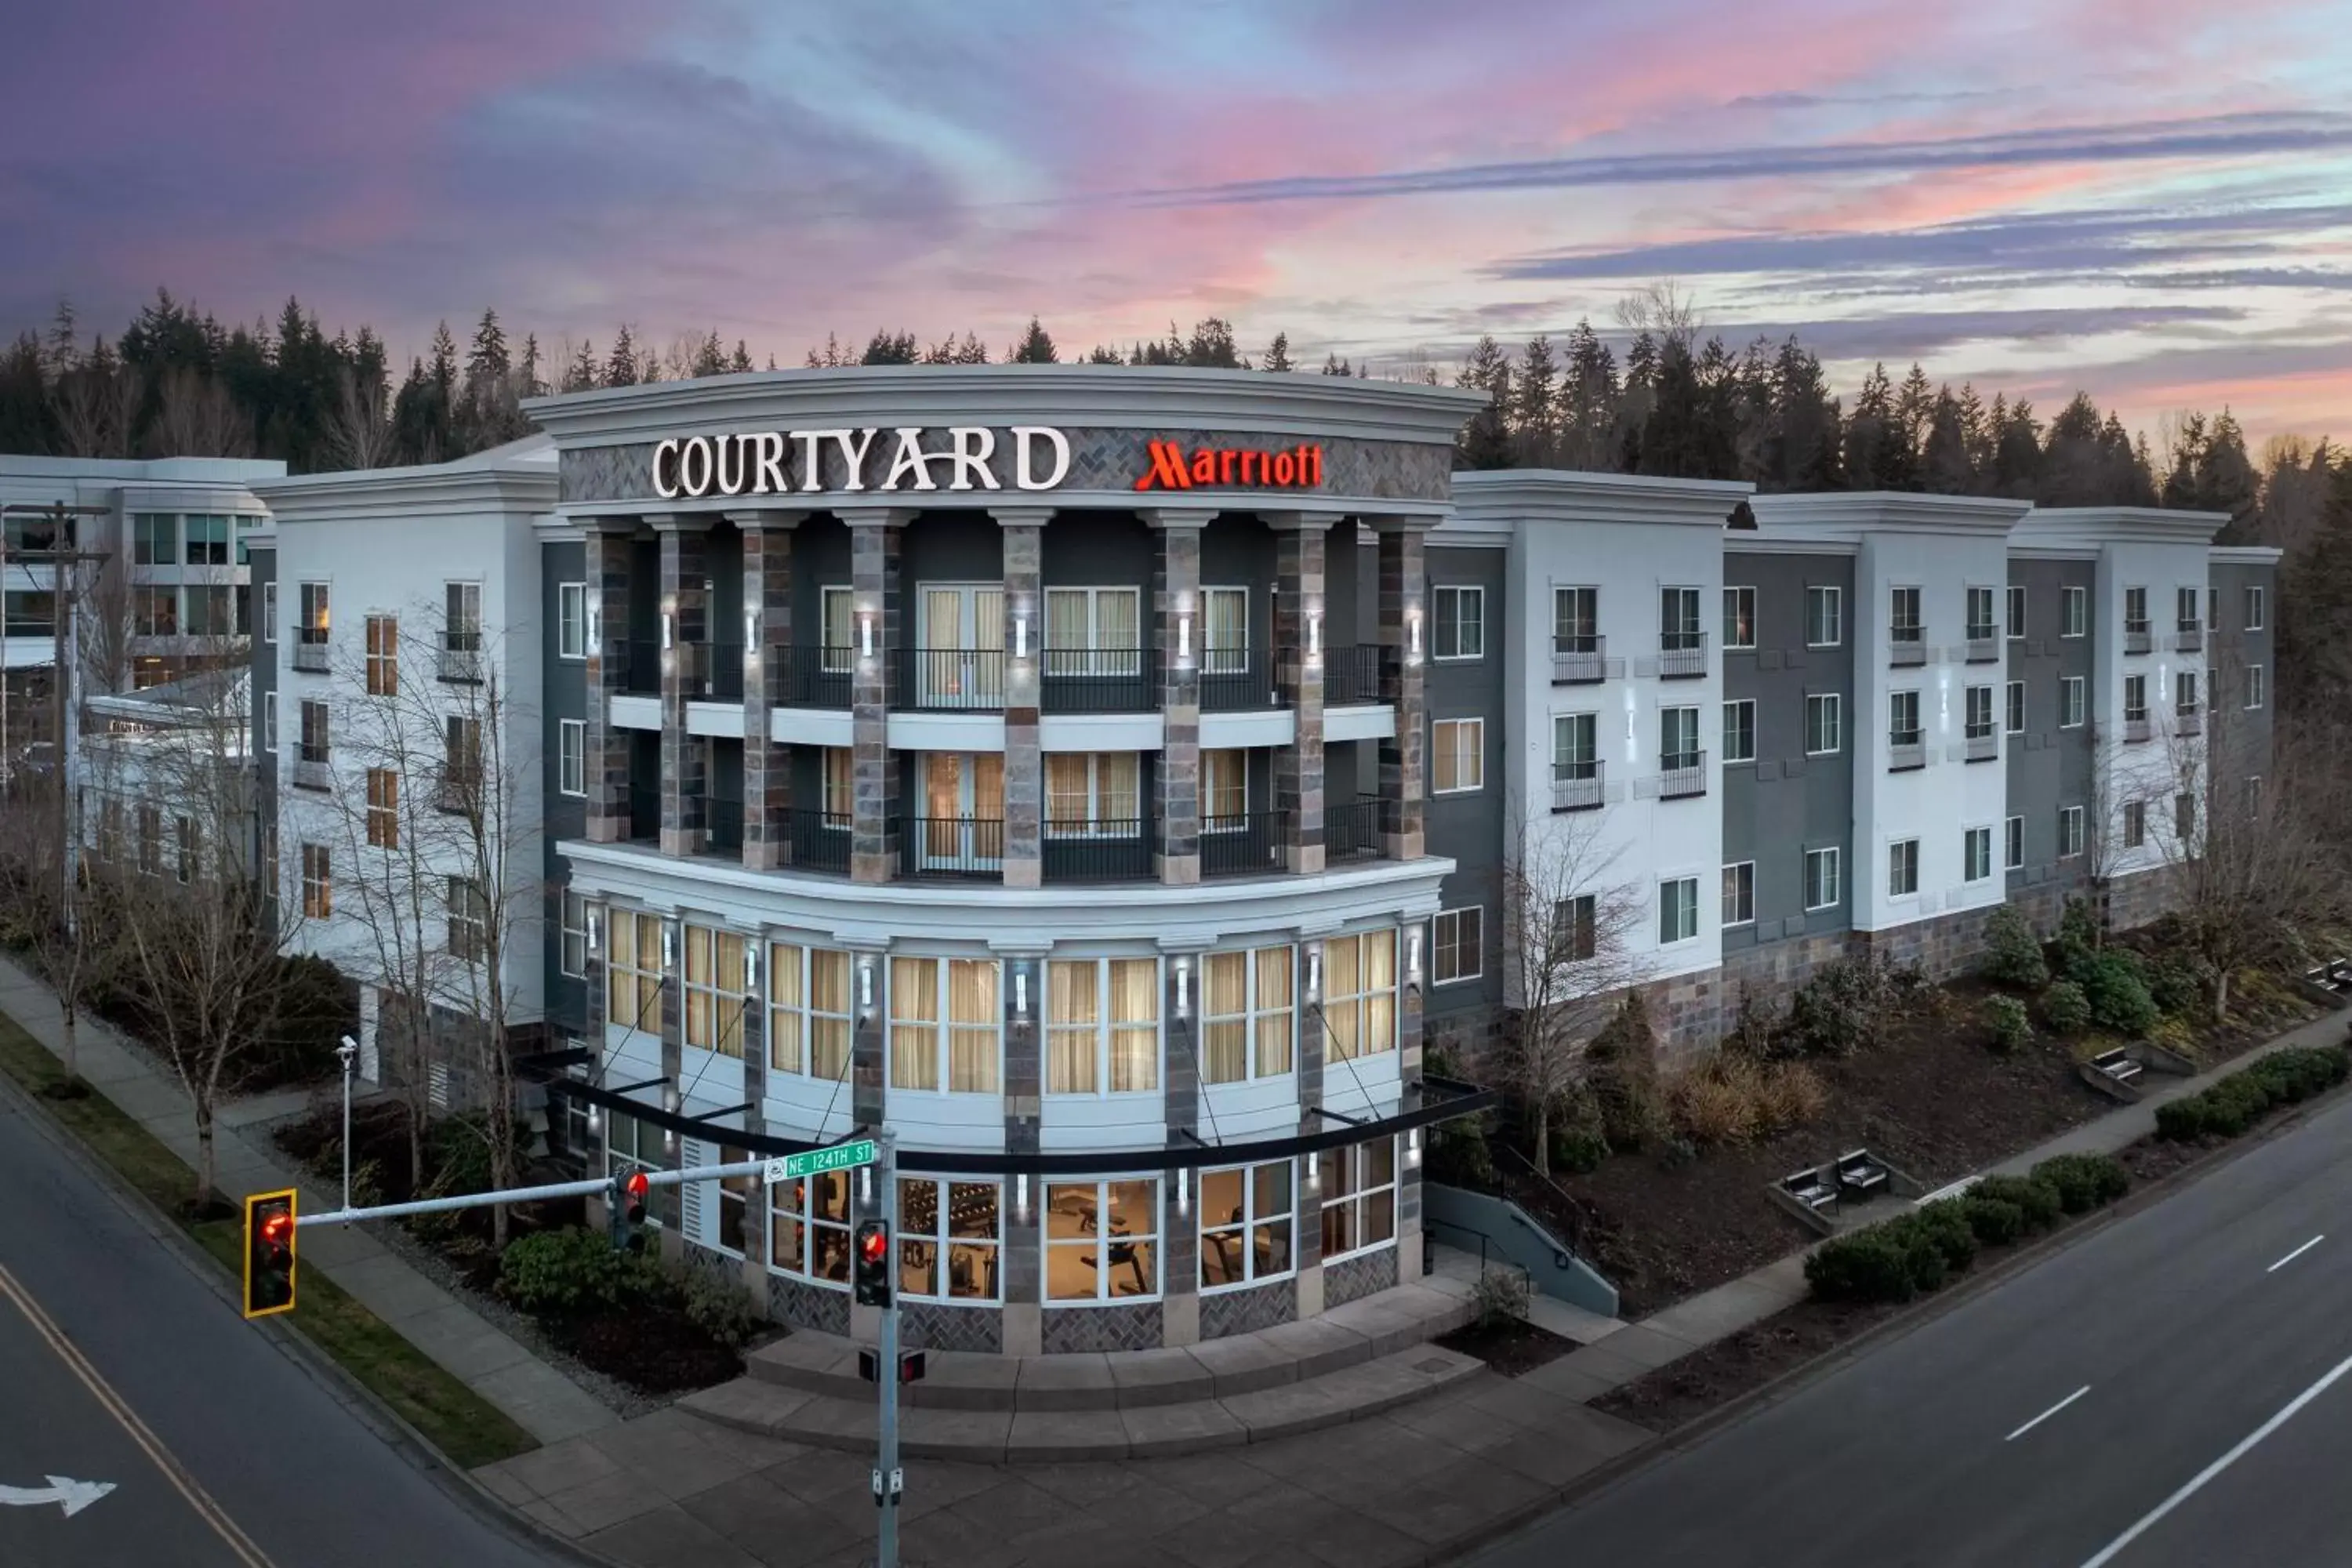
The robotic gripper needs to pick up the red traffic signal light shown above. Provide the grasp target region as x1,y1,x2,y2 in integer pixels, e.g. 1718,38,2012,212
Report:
624,1170,650,1222
853,1220,892,1307
243,1189,298,1319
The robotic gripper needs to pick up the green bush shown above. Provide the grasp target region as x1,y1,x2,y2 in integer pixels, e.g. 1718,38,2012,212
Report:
1474,1266,1533,1327
2042,981,2092,1035
1980,906,2050,989
1908,1200,1980,1272
2146,961,2201,1017
2030,1152,2129,1214
2077,952,2160,1037
1969,1174,2063,1232
2158,1047,2351,1142
2153,1096,2208,1142
1785,954,1924,1058
1806,1228,1924,1303
2056,895,2101,975
498,1227,658,1316
1548,1124,1608,1175
1960,1196,2025,1246
1984,996,2033,1054
679,1267,762,1348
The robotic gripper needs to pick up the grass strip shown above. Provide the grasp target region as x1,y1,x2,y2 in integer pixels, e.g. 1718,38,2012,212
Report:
0,1012,538,1469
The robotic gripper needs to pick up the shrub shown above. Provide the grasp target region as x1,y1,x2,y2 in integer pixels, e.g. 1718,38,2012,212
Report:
499,1226,658,1316
1755,1060,1829,1128
2077,952,2160,1037
2159,1047,2352,1142
2042,980,2092,1035
1586,995,1666,1149
2030,1152,2129,1214
2056,895,2101,975
679,1267,763,1348
1806,1228,1922,1303
1473,1266,1533,1327
1970,1174,2063,1232
1984,996,2033,1054
1548,1121,1608,1175
2153,1097,2209,1142
2146,961,2201,1017
1980,906,2050,989
1961,1196,2025,1245
1667,1053,1826,1146
1785,954,1922,1058
1908,1200,1980,1272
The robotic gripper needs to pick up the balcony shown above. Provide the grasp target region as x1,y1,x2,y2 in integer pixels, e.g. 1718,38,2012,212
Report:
622,640,661,696
1041,648,1151,714
289,756,332,791
1551,760,1603,812
1326,797,1383,863
902,648,1007,712
1889,731,1926,771
2125,716,2151,743
434,768,479,815
705,797,742,854
1200,649,1283,713
903,817,1004,880
1201,810,1288,877
1658,752,1706,800
2177,710,2203,737
2124,626,2152,655
2175,626,2204,652
1044,822,1152,882
1965,731,1999,762
1657,633,1706,680
292,637,328,673
1552,635,1610,685
1889,630,1926,667
437,639,482,684
1965,633,2001,663
775,647,853,709
1320,645,1384,707
629,786,659,841
782,807,851,874
703,643,746,702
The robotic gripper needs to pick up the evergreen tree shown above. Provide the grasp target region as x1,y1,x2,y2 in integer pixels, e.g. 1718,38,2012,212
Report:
45,298,79,378
954,330,989,365
604,325,640,387
1637,337,1736,480
862,329,917,365
1559,321,1617,471
1842,362,1896,489
0,332,56,454
728,339,755,374
1085,344,1123,365
2194,409,2259,532
1183,318,1243,368
1764,338,1841,492
1010,318,1058,363
564,339,600,393
428,321,459,399
1990,396,2045,498
1514,334,1560,466
1958,384,1994,484
2038,391,2110,506
1454,336,1515,470
1320,353,1352,376
1260,332,1294,373
691,331,725,378
1922,386,1974,494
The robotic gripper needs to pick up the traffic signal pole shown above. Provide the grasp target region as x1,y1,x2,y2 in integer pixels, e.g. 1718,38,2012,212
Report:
875,1128,902,1568
291,1154,779,1230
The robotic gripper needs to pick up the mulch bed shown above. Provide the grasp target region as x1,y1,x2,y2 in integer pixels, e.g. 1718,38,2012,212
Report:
1589,1297,1907,1432
1435,1316,1579,1378
565,1308,745,1394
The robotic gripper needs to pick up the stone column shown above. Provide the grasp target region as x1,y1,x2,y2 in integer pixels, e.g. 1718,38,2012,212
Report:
1374,521,1428,862
1145,510,1214,884
650,515,713,857
731,512,804,869
1269,514,1340,873
842,510,907,884
1000,951,1044,1355
584,524,637,844
1161,946,1205,1347
993,508,1051,890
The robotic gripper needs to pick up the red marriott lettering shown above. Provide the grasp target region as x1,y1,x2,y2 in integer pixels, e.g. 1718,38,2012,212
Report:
1134,441,1325,492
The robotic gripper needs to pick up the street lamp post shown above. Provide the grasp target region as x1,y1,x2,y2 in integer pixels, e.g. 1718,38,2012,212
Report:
336,1035,358,1211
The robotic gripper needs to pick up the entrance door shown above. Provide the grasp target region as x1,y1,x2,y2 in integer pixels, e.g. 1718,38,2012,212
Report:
917,584,1004,707
919,753,1005,872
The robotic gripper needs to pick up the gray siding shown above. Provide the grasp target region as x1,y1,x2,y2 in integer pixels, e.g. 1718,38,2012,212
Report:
901,510,1003,597
2005,557,2096,895
543,540,588,1035
790,514,852,644
2206,558,2276,789
1722,552,1853,946
247,542,276,798
1423,543,1506,1028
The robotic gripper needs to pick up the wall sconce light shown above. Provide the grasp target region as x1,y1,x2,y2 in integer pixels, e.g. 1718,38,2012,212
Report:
859,612,876,660
743,609,758,657
1406,928,1422,985
1174,958,1190,1019
586,601,602,658
1015,1172,1031,1221
1406,608,1422,665
742,942,761,995
1307,612,1323,660
1014,969,1029,1018
1304,1152,1321,1192
661,920,677,971
1175,1167,1190,1217
586,1101,603,1138
1407,1127,1423,1168
1014,614,1029,660
1307,946,1322,1000
663,1087,680,1158
1178,612,1193,663
860,1166,874,1207
859,959,876,1014
586,909,603,955
661,610,675,652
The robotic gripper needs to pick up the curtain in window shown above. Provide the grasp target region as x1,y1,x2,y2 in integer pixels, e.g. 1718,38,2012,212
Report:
1205,589,1246,673
974,753,1004,819
1109,958,1158,1092
924,589,961,653
1203,953,1247,1083
822,590,854,664
1204,750,1245,820
1047,961,1097,1093
1363,931,1396,1056
891,956,941,1090
1255,946,1294,1074
948,959,999,1093
809,950,851,1080
1046,590,1088,654
1046,755,1089,830
1324,938,1360,1060
1098,754,1139,823
769,942,804,1073
1097,591,1140,672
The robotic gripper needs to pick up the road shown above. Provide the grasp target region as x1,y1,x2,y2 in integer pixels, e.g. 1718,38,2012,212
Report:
1472,1084,2352,1568
0,1083,572,1568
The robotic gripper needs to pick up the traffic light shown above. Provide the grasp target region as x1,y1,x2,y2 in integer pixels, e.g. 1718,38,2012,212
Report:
243,1189,298,1319
608,1170,652,1254
853,1220,891,1307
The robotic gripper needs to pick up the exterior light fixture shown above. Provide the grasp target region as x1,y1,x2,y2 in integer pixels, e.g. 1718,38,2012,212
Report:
661,920,677,971
1304,1152,1320,1192
585,1102,602,1138
1308,946,1322,1000
586,601,602,657
743,610,758,657
859,958,875,1014
1178,612,1193,662
1014,614,1029,660
661,610,674,652
1407,1127,1423,1168
859,612,876,659
1406,928,1422,985
1014,969,1029,1018
742,942,760,995
586,909,603,955
1406,608,1422,664
1015,1172,1031,1221
663,1087,680,1157
1176,1168,1190,1217
1307,612,1322,660
860,1166,874,1207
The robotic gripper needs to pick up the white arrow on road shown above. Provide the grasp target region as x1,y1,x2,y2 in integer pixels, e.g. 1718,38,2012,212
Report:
0,1475,116,1516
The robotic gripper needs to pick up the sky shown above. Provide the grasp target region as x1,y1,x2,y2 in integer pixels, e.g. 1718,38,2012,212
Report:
9,0,2352,445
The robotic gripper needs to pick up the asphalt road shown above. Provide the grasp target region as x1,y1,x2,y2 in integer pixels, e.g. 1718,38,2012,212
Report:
1472,1087,2352,1568
0,1083,572,1568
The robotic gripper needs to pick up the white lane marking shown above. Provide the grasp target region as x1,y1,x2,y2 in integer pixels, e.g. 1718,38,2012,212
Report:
2267,1235,2324,1273
0,1475,115,1517
2078,1348,2352,1567
2005,1385,2092,1442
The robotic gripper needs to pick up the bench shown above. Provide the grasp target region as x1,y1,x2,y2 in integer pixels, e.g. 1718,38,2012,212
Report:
1782,1167,1839,1216
1836,1149,1889,1196
2091,1047,2143,1085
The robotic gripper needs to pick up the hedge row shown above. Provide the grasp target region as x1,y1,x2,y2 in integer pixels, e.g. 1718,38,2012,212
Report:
1804,1155,2129,1304
2154,1046,2351,1142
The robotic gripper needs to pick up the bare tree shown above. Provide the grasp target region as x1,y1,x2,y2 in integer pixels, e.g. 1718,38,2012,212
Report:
1613,279,1702,350
78,551,136,698
0,772,111,1090
2080,720,2172,941
147,368,254,459
53,361,143,459
325,365,397,471
1498,797,1650,1174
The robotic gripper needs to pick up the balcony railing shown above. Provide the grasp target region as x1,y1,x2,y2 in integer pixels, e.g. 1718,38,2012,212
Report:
903,817,1004,879
782,807,852,874
1658,752,1707,799
1552,635,1610,685
2175,626,2204,652
1965,634,2001,663
1965,731,1999,761
2125,716,2151,743
1657,632,1707,680
434,768,480,815
704,643,745,702
292,637,328,673
1041,648,1151,713
1044,821,1152,882
2177,710,2203,736
1889,731,1926,771
704,798,743,853
289,756,332,791
2124,626,2153,654
1321,644,1384,706
437,639,483,684
1200,648,1283,713
1552,760,1603,812
776,646,854,708
902,648,1007,711
622,640,661,696
1202,810,1288,877
628,786,659,841
1326,797,1383,863
1889,630,1926,666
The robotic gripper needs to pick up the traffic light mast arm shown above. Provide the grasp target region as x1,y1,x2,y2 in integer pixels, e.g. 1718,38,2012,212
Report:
293,1156,779,1229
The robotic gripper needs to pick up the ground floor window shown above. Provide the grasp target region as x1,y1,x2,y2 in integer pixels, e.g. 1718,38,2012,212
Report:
1044,1178,1159,1301
717,1143,757,1255
771,1169,853,1286
604,1113,676,1229
1319,1138,1397,1261
898,1178,1000,1301
1200,1161,1294,1290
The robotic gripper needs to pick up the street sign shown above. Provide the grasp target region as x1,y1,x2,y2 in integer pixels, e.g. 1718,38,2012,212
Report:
764,1138,880,1187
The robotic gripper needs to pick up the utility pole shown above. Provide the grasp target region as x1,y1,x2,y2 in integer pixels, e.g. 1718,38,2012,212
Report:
875,1127,902,1568
2,501,111,931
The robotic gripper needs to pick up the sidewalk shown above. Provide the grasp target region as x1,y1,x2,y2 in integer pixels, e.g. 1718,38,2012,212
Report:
0,953,616,1450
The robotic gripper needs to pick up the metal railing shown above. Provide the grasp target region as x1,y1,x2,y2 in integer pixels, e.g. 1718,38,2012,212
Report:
1889,731,1926,771
292,638,329,673
437,640,483,684
2175,626,2204,652
1658,752,1706,799
783,807,852,874
704,643,745,702
2124,716,2151,743
1040,648,1151,713
622,640,661,696
1552,635,1607,684
1044,821,1151,882
2177,710,2203,736
434,768,479,815
1200,648,1282,712
903,817,1004,879
901,648,1007,711
1965,731,1999,761
1552,760,1603,811
1202,810,1287,877
776,646,854,708
1326,797,1383,862
2124,626,2153,655
289,756,332,791
1889,630,1926,666
704,798,743,853
1965,634,2001,662
628,786,660,842
1321,644,1384,706
1657,631,1706,679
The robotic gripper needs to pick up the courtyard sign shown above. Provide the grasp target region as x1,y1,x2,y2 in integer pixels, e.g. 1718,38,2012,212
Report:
653,426,1070,499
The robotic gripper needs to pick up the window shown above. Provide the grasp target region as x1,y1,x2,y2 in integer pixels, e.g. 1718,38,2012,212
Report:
263,691,278,752
236,515,263,566
1659,586,1702,650
558,583,586,659
354,614,394,695
133,514,176,566
445,581,483,653
561,891,587,978
1965,686,1994,742
263,581,277,644
1803,848,1841,911
1889,585,1922,644
2123,800,2147,849
683,924,749,1059
298,582,330,644
558,719,586,797
2176,792,2196,845
365,769,397,848
1432,907,1483,985
182,585,232,636
1319,1139,1398,1262
1202,586,1248,674
300,844,331,917
299,699,330,765
1553,586,1598,652
2248,665,2266,710
136,806,162,877
1432,586,1483,659
771,1169,851,1284
1554,895,1597,961
1553,713,1597,782
1045,586,1142,669
1658,877,1698,944
1044,753,1140,835
2176,670,2199,717
1323,931,1398,1062
1806,585,1843,647
1722,862,1755,927
768,944,852,1080
2245,585,2266,631
1806,693,1842,755
1966,586,1996,641
96,799,124,864
174,816,197,884
134,586,178,637
1722,699,1755,764
180,514,226,566
1048,958,1159,1094
605,909,665,1036
1888,839,1920,898
2124,586,2150,637
2007,585,2026,640
1889,690,1922,747
1661,706,1700,770
2176,586,2201,633
1201,1163,1294,1290
2062,586,2087,637
1202,748,1246,826
1203,945,1294,1083
444,715,483,796
2060,677,2085,728
1432,717,1484,793
2210,586,2220,635
448,877,488,964
2,589,53,637
1965,826,1992,882
2006,681,2026,735
1722,586,1756,650
897,1178,1000,1301
820,586,855,670
714,1143,756,1257
1045,1178,1160,1301
2005,816,2024,870
606,1115,677,1229
2059,805,2085,858
821,746,853,822
889,956,1000,1093
2123,674,2147,724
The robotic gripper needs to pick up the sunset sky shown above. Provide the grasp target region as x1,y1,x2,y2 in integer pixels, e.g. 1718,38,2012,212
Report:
10,0,2352,442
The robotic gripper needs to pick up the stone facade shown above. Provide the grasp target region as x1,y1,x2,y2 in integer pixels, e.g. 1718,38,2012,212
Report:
1198,1276,1298,1341
1040,1301,1164,1355
900,1301,1004,1355
769,1273,852,1337
1272,519,1329,873
1323,1246,1399,1308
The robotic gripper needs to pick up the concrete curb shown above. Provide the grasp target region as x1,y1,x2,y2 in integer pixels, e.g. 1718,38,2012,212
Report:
1430,1062,2352,1566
